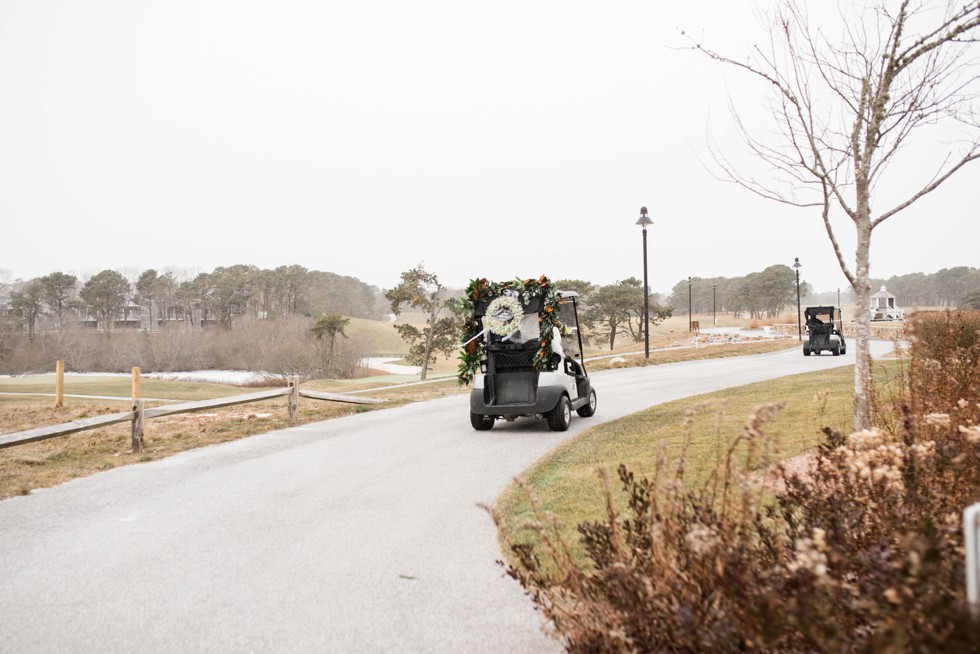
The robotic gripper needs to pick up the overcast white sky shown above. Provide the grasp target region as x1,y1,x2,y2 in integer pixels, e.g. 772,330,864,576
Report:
1,1,976,295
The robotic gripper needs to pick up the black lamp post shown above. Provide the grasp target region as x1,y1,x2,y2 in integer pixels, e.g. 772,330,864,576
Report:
713,284,717,326
793,257,802,341
636,206,653,358
688,276,692,332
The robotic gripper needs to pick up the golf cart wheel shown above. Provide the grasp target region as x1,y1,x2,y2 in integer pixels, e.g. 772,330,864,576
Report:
577,388,597,418
547,395,571,432
803,348,810,356
470,412,495,431
832,344,840,356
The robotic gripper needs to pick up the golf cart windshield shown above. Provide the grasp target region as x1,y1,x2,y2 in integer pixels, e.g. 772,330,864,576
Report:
805,306,836,324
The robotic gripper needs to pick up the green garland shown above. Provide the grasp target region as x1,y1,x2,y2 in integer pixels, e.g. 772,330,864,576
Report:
457,275,564,385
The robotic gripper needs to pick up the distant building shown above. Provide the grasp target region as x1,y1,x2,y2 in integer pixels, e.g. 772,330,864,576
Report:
871,285,904,321
114,301,144,329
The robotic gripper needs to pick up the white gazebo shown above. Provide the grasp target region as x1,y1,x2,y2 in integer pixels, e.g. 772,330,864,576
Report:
871,285,904,321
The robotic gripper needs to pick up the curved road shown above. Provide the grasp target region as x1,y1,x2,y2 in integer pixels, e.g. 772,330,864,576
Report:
0,344,888,652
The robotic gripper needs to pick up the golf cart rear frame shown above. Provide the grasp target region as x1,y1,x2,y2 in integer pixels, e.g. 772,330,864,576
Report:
459,278,596,432
803,305,847,357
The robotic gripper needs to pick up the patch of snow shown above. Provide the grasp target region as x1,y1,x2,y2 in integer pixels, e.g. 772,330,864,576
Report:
0,372,131,379
143,370,271,384
7,363,421,383
360,357,422,375
2,370,273,385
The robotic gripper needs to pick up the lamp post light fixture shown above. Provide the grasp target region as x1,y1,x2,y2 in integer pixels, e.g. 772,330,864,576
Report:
793,257,802,341
688,276,693,332
636,206,654,358
713,284,717,326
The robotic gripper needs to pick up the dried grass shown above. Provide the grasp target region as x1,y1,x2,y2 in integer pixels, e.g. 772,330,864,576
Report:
494,310,980,652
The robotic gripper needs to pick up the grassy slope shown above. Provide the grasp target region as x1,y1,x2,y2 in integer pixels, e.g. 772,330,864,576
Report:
495,361,902,561
347,316,411,356
348,316,462,374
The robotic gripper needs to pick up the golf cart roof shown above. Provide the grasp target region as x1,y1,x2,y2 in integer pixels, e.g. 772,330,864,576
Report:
805,306,836,319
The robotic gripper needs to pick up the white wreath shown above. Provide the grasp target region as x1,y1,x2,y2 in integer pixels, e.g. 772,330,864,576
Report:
486,295,524,337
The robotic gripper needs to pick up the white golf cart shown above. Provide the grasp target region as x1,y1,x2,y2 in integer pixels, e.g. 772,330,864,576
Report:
458,279,596,432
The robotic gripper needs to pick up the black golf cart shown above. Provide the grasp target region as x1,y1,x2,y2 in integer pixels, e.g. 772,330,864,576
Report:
803,306,847,356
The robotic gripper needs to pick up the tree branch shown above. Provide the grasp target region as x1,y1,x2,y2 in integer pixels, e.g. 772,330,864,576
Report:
873,146,980,226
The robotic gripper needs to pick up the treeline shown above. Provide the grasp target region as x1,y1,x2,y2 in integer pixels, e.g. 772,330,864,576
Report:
870,266,980,308
666,264,980,317
0,264,388,337
5,262,977,376
666,264,813,319
0,265,387,377
554,264,810,350
377,262,977,361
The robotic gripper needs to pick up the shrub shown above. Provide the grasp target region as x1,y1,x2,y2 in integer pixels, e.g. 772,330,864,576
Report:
0,315,373,379
492,311,980,652
905,310,980,428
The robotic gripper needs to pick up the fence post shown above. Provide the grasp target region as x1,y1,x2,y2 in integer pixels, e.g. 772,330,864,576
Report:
288,376,299,422
132,367,141,401
131,399,145,453
966,503,980,618
55,360,65,408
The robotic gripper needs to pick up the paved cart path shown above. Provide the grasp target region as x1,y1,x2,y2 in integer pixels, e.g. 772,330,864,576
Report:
0,344,889,653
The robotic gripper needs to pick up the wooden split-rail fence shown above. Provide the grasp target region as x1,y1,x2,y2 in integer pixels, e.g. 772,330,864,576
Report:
0,363,383,453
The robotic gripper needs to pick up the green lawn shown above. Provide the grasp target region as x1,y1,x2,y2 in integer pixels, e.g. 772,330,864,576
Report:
347,316,412,356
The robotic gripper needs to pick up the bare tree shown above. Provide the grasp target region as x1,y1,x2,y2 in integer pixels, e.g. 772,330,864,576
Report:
690,0,980,429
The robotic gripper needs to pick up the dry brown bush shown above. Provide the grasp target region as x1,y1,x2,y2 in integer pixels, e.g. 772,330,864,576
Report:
0,316,369,380
492,310,980,652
